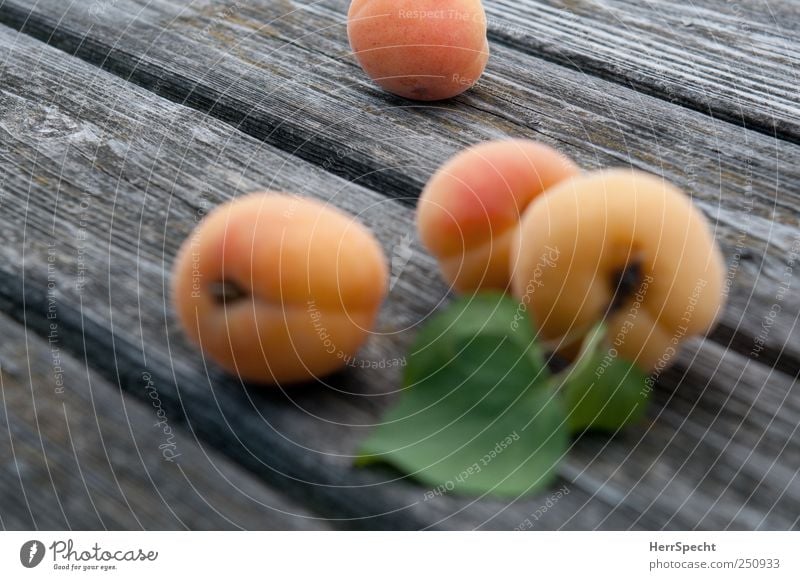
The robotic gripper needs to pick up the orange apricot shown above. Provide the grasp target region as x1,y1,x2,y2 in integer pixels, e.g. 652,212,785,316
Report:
347,0,489,101
510,169,727,371
417,139,580,292
172,193,388,384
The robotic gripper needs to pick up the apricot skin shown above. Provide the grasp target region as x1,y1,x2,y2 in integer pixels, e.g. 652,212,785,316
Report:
347,0,489,101
510,169,727,371
172,194,388,385
417,140,580,292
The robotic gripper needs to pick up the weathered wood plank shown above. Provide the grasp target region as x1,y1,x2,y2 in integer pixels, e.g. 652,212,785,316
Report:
0,26,797,529
569,342,800,531
0,0,797,375
0,26,644,530
483,0,800,143
0,313,331,530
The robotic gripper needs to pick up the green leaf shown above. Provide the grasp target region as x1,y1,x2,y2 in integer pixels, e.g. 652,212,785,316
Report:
559,324,651,433
358,294,568,498
405,292,547,387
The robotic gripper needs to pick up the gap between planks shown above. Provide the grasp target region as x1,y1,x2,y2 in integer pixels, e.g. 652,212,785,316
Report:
0,24,798,529
0,0,798,375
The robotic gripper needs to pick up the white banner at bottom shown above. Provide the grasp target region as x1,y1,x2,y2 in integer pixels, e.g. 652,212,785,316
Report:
0,532,796,578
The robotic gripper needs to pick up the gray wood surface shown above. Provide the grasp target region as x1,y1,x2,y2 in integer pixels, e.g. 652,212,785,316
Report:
0,26,644,531
1,0,797,373
0,314,330,530
0,0,797,530
482,0,800,143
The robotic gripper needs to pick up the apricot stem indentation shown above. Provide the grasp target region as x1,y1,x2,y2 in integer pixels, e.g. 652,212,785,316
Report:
209,280,246,304
608,256,644,315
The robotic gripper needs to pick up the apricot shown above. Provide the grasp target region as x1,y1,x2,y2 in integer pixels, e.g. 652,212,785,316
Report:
347,0,489,101
172,193,388,384
417,140,580,292
510,169,726,371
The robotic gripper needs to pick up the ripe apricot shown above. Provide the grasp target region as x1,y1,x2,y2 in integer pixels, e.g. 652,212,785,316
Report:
417,140,580,292
510,169,726,371
172,194,388,384
347,0,489,101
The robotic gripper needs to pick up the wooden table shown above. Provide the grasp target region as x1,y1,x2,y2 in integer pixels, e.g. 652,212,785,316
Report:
0,0,797,530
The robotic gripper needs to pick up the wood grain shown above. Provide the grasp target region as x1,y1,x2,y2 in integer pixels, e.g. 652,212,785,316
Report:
0,0,798,375
0,24,797,529
0,312,331,530
483,0,800,143
0,26,643,530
